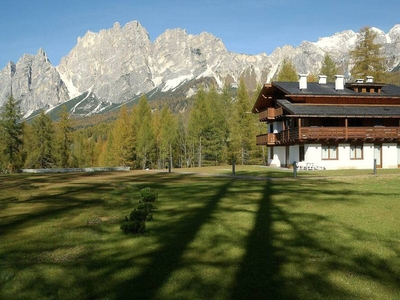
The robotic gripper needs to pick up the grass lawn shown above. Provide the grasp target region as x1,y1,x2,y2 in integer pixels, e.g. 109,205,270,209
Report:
0,167,399,299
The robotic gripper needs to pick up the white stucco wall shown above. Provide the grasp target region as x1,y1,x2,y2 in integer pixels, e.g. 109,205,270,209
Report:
382,143,398,168
269,143,400,170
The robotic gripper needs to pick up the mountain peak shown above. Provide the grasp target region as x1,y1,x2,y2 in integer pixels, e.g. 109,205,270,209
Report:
1,22,400,118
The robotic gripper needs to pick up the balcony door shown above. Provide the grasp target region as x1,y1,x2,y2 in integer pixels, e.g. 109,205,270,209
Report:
374,145,382,168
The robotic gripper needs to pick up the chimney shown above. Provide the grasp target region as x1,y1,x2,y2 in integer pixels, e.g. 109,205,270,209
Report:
335,75,345,90
318,75,327,84
355,78,364,83
298,74,307,90
366,76,374,83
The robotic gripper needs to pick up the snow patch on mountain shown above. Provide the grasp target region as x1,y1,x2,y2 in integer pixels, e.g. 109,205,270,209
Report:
161,74,193,92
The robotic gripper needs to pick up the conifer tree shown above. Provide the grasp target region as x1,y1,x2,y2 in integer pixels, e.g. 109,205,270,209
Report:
320,53,338,82
229,79,256,165
0,95,23,172
110,105,134,166
188,87,207,167
25,111,55,168
159,105,178,168
176,113,189,167
350,26,385,82
276,58,298,82
55,106,73,168
204,85,228,165
132,95,155,169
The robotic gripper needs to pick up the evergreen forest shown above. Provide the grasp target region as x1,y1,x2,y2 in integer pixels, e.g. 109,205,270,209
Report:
0,80,267,173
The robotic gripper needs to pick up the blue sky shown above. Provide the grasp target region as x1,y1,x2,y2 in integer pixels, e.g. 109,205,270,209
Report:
1,0,399,68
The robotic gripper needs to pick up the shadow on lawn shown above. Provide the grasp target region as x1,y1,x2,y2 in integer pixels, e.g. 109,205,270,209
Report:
112,177,235,299
230,178,399,299
1,172,399,299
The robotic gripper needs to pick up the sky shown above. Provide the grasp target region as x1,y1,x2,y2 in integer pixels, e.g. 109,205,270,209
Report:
1,0,399,69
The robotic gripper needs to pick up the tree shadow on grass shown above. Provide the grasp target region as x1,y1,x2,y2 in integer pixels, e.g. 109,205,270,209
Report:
231,178,400,300
230,179,285,299
112,178,234,299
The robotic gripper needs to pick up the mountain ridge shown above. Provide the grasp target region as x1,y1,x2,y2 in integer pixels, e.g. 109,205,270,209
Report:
1,21,400,119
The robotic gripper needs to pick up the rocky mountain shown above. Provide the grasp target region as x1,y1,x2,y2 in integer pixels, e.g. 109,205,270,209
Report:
1,21,400,119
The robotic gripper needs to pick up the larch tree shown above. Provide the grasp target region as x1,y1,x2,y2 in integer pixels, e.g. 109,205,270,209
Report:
176,113,189,168
188,86,207,167
132,95,155,169
320,53,338,82
350,26,386,82
229,79,256,165
55,106,73,168
110,105,134,167
276,58,298,82
159,105,178,168
203,84,228,165
0,95,24,172
25,111,55,168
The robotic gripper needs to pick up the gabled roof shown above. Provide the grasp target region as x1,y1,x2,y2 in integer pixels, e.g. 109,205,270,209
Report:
277,100,400,118
252,81,400,113
273,82,400,96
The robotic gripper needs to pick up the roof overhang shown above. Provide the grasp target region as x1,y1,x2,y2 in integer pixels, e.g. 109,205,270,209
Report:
278,99,400,118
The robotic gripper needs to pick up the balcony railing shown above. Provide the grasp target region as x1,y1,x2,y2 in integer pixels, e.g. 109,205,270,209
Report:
256,126,400,145
258,107,283,121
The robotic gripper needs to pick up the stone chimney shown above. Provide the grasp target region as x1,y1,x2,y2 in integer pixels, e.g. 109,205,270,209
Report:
335,75,345,90
298,74,307,90
366,76,374,83
318,75,327,84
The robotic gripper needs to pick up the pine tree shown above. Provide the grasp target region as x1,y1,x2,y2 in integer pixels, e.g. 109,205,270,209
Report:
350,26,385,82
0,95,23,172
276,58,298,82
320,53,338,82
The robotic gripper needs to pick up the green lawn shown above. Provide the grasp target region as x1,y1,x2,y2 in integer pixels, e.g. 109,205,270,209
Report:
0,167,399,299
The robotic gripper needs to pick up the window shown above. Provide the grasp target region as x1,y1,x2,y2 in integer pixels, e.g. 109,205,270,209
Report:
350,145,363,159
322,145,338,160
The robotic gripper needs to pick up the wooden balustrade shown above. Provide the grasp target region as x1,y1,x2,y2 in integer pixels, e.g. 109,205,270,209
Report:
258,107,283,121
256,127,400,145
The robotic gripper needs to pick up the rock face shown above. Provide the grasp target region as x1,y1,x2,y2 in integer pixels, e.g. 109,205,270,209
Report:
0,49,69,115
1,21,400,117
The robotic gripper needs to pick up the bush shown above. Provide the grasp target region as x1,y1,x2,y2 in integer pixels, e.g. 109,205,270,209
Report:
120,210,148,234
121,187,159,234
139,187,158,203
137,203,157,221
120,219,145,234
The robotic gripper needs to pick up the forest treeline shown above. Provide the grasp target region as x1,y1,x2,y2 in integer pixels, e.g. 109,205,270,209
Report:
0,80,266,173
1,26,399,173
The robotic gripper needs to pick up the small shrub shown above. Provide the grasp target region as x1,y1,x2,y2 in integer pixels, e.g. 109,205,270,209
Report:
139,187,158,203
130,209,148,222
137,203,157,221
120,188,159,234
120,220,145,234
120,210,148,234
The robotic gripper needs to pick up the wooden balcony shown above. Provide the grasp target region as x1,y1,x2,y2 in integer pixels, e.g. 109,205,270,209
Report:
259,107,283,121
256,126,400,145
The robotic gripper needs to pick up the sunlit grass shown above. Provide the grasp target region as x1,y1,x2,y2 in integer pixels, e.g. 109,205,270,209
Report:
0,168,399,299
